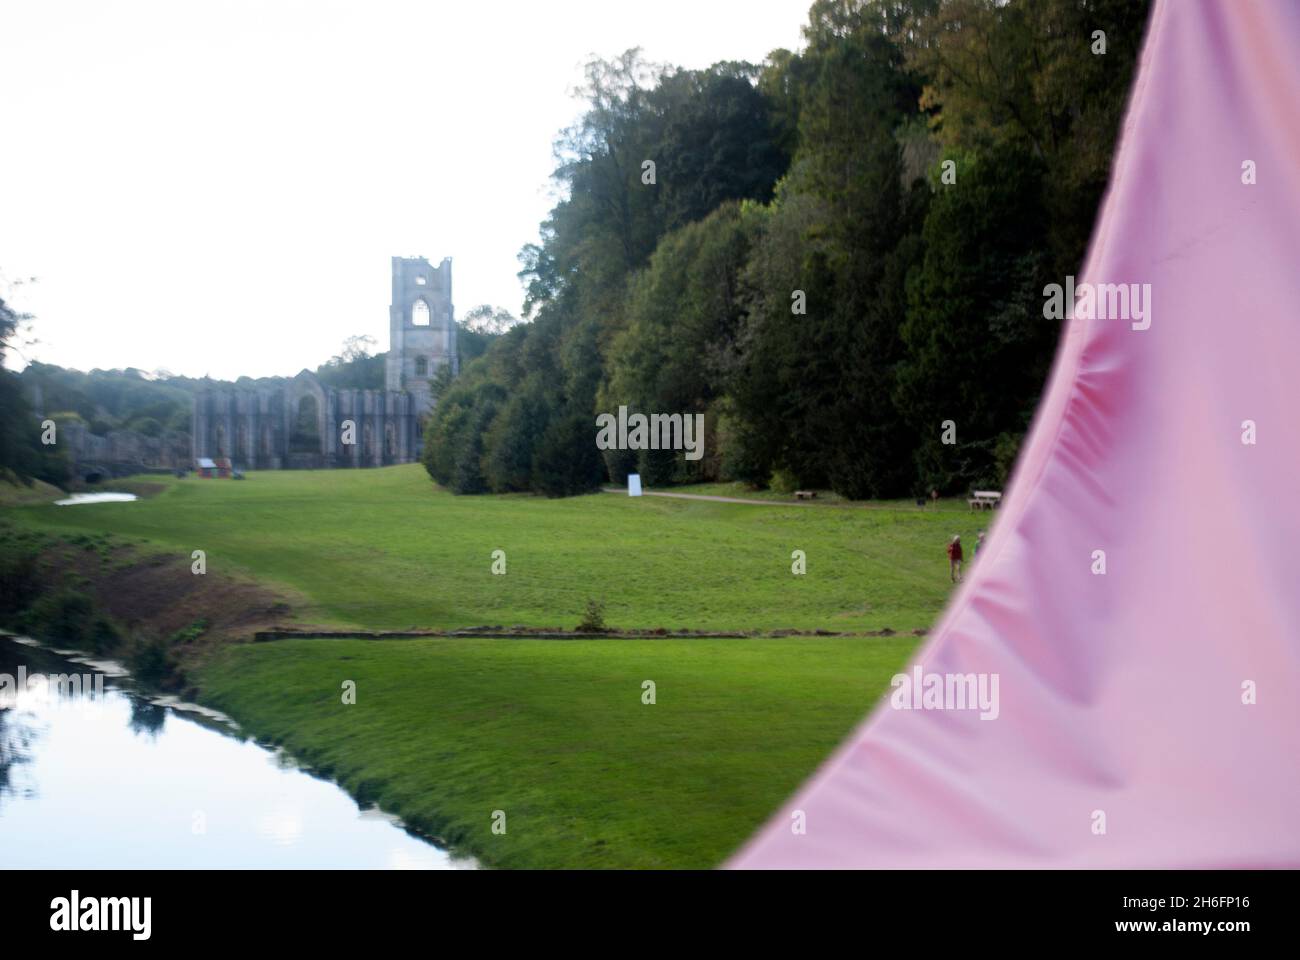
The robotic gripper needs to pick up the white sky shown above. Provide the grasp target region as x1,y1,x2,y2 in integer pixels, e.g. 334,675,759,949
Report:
0,0,808,380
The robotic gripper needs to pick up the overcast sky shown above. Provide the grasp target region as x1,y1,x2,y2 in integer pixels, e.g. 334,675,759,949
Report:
0,0,809,380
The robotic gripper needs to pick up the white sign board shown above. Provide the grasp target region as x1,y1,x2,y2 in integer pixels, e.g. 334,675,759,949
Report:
627,473,642,497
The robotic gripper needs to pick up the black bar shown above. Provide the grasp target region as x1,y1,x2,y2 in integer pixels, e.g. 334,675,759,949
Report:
8,868,1285,945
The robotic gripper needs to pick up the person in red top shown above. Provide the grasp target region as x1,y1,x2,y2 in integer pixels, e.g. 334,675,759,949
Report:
946,535,964,583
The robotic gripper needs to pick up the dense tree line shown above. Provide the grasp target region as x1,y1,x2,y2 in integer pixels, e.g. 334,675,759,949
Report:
425,0,1150,498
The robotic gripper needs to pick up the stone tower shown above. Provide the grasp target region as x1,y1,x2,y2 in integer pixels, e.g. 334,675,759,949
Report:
386,255,458,415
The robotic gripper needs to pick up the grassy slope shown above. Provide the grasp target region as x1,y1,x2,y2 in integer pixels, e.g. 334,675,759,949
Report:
10,464,988,633
198,635,915,869
4,465,992,868
0,477,66,506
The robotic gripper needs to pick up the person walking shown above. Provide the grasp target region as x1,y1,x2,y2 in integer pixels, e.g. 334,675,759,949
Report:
947,535,964,583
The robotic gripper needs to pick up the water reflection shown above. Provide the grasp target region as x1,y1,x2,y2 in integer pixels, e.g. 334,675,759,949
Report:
128,699,167,738
53,492,139,505
0,706,37,801
0,636,475,869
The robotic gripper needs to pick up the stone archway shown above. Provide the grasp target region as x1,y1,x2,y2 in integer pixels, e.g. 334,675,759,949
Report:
290,394,321,452
286,371,328,465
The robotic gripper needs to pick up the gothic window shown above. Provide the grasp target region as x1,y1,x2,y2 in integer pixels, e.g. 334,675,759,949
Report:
415,356,428,377
412,299,430,326
290,395,321,453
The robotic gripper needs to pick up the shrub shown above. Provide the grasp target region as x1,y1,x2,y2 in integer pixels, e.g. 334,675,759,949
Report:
768,468,799,495
88,615,122,655
576,599,607,633
0,540,42,619
15,585,122,654
171,619,208,645
22,588,91,645
129,635,176,686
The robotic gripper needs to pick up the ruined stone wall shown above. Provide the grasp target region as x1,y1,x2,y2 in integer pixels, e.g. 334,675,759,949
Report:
59,419,190,474
191,371,422,470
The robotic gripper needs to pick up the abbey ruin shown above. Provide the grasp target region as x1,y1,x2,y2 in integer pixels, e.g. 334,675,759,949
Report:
191,256,458,469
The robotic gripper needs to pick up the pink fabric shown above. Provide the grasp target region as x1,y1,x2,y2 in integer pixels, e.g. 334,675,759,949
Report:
730,0,1300,869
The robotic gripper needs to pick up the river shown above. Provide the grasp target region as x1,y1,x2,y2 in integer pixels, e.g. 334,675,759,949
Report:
0,635,475,869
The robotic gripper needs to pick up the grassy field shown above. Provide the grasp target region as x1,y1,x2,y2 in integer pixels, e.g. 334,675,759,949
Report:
198,634,916,869
9,465,987,633
3,464,990,868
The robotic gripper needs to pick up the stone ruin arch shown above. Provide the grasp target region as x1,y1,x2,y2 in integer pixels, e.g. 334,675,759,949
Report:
190,256,456,472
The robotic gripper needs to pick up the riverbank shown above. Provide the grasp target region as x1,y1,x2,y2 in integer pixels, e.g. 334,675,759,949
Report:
0,464,979,867
0,523,303,694
196,633,915,869
0,531,919,868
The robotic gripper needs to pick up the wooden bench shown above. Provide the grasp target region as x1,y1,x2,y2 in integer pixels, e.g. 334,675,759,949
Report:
967,490,1002,511
794,490,817,500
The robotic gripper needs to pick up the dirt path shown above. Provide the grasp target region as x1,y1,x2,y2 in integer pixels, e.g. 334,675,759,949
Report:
601,487,811,507
600,487,956,513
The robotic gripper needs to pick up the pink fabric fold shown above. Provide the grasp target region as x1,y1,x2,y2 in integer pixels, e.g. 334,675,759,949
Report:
730,0,1300,869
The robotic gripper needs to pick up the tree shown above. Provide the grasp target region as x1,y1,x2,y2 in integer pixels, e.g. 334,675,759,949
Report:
482,378,552,493
727,1,921,497
461,305,519,336
531,411,605,497
423,0,1148,500
649,64,789,232
603,202,756,483
315,335,384,390
896,143,1050,491
901,0,1151,275
1,294,69,485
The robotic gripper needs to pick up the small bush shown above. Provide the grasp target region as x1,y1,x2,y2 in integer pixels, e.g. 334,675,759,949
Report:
129,635,176,686
769,468,799,495
172,619,208,644
16,586,123,655
22,589,88,645
576,599,607,633
88,615,122,655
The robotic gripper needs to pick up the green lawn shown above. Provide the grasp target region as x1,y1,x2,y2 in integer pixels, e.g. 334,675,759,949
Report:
3,464,990,868
198,634,916,869
10,464,987,633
